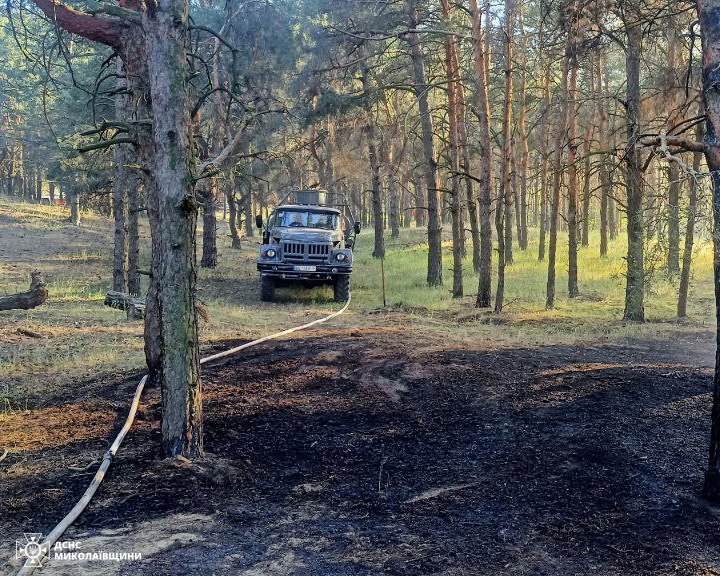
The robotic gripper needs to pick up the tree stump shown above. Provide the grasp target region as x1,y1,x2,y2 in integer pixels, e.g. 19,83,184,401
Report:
0,272,48,311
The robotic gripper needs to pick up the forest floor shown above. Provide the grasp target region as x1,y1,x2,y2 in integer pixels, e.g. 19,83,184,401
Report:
1,198,720,575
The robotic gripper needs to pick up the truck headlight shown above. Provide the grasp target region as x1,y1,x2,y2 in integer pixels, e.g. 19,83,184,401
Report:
335,252,347,262
265,248,276,258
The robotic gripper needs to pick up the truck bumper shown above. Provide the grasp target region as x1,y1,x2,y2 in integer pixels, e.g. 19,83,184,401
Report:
257,263,352,280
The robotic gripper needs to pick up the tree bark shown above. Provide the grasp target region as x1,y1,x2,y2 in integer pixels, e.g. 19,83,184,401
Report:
567,56,580,298
698,0,720,501
677,119,703,318
127,181,141,295
517,7,529,251
388,170,401,239
667,162,681,274
200,177,218,268
456,68,480,273
623,18,645,321
69,190,80,225
243,187,254,237
407,0,442,286
361,62,385,259
442,0,463,297
581,123,592,248
470,0,493,307
546,51,569,309
143,0,202,458
113,63,130,293
538,66,551,262
495,0,515,313
226,174,241,249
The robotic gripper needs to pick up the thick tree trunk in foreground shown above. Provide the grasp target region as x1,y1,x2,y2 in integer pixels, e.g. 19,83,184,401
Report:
143,0,202,458
623,20,645,321
407,0,442,286
470,0,493,307
0,272,47,311
698,0,720,501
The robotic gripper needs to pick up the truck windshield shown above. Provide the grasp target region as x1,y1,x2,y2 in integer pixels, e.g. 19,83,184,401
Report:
275,210,338,230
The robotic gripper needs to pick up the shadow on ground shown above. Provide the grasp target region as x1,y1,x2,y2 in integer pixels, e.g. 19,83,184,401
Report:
2,331,719,575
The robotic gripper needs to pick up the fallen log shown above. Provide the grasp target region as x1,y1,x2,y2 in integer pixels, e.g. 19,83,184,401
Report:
0,272,48,311
17,328,44,339
104,290,146,320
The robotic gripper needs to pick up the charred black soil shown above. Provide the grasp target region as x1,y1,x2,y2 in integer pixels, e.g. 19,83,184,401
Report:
2,329,719,575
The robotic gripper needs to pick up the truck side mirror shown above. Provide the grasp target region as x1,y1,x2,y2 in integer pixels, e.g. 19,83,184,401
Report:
354,222,361,235
255,215,263,229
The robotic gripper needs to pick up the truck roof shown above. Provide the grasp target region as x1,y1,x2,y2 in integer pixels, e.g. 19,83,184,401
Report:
276,204,341,214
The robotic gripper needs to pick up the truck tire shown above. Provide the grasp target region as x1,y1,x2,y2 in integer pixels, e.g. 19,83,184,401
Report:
261,276,275,302
333,275,350,302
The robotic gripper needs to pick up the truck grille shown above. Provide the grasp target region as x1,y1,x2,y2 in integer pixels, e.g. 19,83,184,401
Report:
282,242,330,263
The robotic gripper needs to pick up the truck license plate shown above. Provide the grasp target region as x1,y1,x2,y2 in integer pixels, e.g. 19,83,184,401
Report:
294,265,316,272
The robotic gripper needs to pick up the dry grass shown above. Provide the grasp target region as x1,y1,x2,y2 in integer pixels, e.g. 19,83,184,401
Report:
0,195,714,408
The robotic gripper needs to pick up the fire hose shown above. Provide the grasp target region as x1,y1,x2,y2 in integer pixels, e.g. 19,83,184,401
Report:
13,295,351,575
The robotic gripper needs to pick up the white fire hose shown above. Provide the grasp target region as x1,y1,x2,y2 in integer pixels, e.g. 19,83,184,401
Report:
13,295,351,575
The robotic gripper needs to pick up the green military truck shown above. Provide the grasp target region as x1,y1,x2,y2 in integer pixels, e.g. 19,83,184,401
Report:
255,189,360,302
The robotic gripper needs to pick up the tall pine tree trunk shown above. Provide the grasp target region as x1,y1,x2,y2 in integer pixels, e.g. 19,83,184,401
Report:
517,6,529,251
567,57,580,298
623,19,645,321
495,0,515,313
538,66,551,262
361,62,385,258
470,0,493,307
546,51,569,308
442,0,463,297
112,73,129,293
407,0,442,286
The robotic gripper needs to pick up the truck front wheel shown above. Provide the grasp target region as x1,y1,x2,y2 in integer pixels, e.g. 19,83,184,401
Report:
261,276,275,302
333,275,350,302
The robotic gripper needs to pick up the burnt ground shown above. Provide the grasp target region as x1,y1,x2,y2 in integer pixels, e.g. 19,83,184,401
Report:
2,327,720,575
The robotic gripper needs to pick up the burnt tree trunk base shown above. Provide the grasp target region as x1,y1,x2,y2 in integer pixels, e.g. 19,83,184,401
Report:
0,272,48,311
